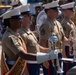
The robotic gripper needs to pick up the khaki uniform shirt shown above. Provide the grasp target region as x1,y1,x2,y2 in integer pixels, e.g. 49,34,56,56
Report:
61,17,76,38
72,10,76,25
2,28,25,60
40,18,64,49
18,28,40,54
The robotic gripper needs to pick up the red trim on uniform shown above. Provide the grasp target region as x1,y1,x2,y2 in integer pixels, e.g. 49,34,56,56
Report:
65,46,70,73
66,63,68,72
8,73,13,75
65,46,70,57
2,71,8,75
2,73,6,75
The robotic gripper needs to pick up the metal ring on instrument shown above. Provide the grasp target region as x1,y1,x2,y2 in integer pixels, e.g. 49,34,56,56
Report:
66,66,76,75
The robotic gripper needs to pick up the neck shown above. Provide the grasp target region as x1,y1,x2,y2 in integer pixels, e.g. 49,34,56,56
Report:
10,27,18,33
65,16,71,20
22,24,29,30
48,17,55,21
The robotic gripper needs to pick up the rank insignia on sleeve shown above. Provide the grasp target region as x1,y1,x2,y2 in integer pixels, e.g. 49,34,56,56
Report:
40,28,45,35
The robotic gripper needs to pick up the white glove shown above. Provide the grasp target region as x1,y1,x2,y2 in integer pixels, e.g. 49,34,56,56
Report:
48,50,58,59
36,50,58,64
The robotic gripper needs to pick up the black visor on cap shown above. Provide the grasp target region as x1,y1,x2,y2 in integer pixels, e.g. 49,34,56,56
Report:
4,18,11,20
35,6,41,8
51,6,59,10
11,15,23,19
21,11,32,16
67,8,74,11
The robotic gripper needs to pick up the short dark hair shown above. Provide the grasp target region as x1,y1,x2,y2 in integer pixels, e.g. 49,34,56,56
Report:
11,15,22,20
44,9,49,13
21,11,32,16
4,19,10,27
44,7,58,13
